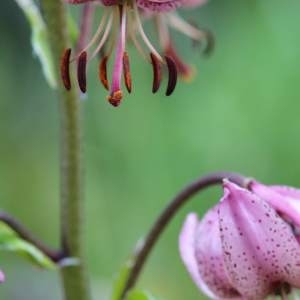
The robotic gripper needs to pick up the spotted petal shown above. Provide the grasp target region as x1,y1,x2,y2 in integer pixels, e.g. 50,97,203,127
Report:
219,181,300,299
182,0,207,8
179,213,217,299
136,0,183,12
250,181,300,228
194,208,242,299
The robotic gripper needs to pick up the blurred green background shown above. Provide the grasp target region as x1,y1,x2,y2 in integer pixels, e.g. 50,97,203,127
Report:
1,0,300,299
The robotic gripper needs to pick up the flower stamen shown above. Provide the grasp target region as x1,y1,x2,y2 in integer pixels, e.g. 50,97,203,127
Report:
99,55,110,90
129,30,149,61
77,51,87,93
165,55,177,96
156,13,171,50
133,3,163,62
76,3,95,52
70,9,110,64
76,10,110,56
165,43,194,81
61,48,72,90
89,12,114,61
167,13,214,55
167,13,205,41
123,52,132,93
150,52,162,93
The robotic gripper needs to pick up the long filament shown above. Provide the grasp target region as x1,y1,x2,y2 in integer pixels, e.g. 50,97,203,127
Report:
89,12,114,61
130,31,148,61
133,3,163,62
105,8,119,58
156,13,170,50
81,10,109,53
167,13,206,40
71,10,109,62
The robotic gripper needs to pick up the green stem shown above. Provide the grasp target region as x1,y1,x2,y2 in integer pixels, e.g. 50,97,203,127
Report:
40,1,91,299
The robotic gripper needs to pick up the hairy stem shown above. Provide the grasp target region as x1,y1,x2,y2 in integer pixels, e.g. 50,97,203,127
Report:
40,1,91,299
121,171,249,298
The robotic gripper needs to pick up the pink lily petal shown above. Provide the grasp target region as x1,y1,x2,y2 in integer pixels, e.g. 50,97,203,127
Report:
101,0,119,5
136,0,183,12
271,185,300,198
182,0,207,8
194,207,242,299
219,181,300,299
0,271,5,283
65,0,96,4
250,181,300,227
179,213,217,299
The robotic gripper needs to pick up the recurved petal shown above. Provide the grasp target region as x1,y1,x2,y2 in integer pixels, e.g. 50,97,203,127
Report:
65,0,96,3
182,0,207,8
136,0,183,12
250,181,300,227
194,207,242,300
179,213,217,299
219,181,300,299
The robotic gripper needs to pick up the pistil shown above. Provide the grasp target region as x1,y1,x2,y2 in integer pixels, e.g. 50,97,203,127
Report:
108,5,127,106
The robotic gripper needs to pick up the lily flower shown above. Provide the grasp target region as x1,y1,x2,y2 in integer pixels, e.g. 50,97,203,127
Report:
61,0,212,106
179,180,300,300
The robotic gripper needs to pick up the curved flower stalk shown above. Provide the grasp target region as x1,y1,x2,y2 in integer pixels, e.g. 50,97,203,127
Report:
179,181,300,300
62,0,212,106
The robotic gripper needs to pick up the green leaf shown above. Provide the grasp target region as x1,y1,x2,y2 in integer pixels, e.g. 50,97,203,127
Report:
126,290,160,300
0,221,56,270
111,258,134,300
14,0,57,89
110,253,162,300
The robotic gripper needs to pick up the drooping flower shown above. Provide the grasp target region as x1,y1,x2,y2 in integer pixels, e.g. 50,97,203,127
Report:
61,0,212,106
179,180,300,300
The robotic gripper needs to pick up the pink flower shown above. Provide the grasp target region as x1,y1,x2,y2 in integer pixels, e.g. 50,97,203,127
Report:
62,0,211,106
0,271,5,284
179,181,300,299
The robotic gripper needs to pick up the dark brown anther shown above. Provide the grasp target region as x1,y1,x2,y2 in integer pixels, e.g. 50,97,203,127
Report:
123,52,132,93
165,56,177,96
77,51,87,93
60,48,72,90
165,44,192,81
189,22,215,56
99,56,109,90
203,30,215,56
150,53,162,93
